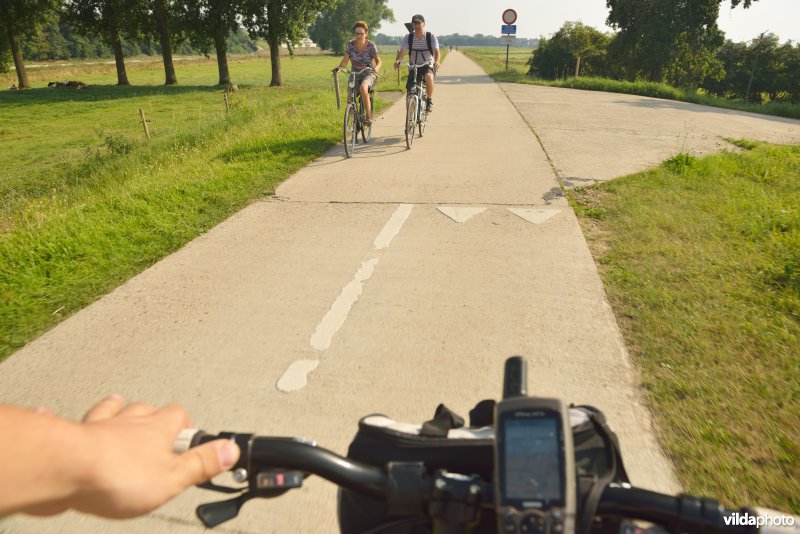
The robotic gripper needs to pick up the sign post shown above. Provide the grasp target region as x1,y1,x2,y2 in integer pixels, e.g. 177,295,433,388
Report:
501,9,518,71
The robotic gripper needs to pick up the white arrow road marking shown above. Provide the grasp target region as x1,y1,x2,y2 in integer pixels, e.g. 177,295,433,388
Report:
437,206,487,223
374,204,413,249
277,359,320,392
507,208,561,224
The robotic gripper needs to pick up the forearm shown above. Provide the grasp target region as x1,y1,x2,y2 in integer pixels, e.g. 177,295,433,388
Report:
0,406,89,517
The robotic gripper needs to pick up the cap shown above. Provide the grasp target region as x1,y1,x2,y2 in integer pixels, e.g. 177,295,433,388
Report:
411,14,425,23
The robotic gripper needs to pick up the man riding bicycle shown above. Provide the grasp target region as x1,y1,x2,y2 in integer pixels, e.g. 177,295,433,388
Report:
394,14,440,112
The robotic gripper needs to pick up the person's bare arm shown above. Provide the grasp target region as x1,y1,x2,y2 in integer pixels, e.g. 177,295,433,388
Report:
0,396,239,519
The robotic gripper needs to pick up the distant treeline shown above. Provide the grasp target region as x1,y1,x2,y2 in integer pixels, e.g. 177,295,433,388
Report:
529,21,800,103
523,1,800,104
15,22,258,62
373,33,538,49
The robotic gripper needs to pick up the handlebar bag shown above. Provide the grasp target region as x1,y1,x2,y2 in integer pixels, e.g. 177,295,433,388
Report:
337,402,629,534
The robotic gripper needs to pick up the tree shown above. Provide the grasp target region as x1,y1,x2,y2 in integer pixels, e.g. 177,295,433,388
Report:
528,22,610,80
148,0,181,84
562,21,608,77
308,0,393,54
705,36,800,103
242,0,334,87
180,0,242,85
64,0,143,85
0,0,60,88
605,0,758,83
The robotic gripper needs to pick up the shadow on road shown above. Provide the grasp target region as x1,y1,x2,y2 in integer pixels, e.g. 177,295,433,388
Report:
436,74,492,85
612,98,800,124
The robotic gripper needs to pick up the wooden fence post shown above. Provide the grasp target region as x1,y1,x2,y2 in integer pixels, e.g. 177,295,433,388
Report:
139,108,150,140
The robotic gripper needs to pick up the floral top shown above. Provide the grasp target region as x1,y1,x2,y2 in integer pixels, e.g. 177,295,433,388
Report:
346,40,379,71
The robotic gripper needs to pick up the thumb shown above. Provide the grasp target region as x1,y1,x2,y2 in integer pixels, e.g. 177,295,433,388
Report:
179,439,240,487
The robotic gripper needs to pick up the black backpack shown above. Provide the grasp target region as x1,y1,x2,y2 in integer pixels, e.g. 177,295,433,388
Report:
337,401,630,534
407,31,434,60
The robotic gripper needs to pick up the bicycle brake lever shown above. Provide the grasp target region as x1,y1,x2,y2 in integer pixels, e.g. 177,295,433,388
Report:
196,489,292,528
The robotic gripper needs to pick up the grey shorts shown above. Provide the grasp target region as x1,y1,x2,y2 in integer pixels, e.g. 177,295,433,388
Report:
349,70,378,98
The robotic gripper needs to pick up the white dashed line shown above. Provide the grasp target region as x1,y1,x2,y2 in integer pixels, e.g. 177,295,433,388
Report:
276,360,320,392
278,204,415,392
309,258,379,351
373,204,413,249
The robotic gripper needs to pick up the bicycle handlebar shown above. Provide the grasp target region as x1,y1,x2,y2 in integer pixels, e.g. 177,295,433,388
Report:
333,66,376,76
406,61,434,68
175,429,798,533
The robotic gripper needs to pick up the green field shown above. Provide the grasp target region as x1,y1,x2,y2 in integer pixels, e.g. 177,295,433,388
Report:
568,144,799,513
0,53,403,361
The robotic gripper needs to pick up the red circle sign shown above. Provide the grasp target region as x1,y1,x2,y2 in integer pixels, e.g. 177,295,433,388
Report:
502,9,517,25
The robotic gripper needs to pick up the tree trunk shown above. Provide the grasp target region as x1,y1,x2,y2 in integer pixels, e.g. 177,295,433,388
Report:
267,0,282,87
649,63,664,83
153,0,177,85
111,27,130,85
7,28,29,89
575,55,582,77
214,33,230,86
268,36,282,86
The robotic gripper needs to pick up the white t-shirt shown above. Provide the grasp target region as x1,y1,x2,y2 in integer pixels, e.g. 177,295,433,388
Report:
400,32,440,64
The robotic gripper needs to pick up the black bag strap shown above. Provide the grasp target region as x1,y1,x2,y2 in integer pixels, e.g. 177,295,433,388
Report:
469,399,495,427
407,32,434,58
576,408,630,534
420,404,464,437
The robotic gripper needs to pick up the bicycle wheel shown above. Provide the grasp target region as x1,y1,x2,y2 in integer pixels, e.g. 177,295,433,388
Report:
343,103,357,158
405,96,417,149
360,95,372,143
418,96,427,137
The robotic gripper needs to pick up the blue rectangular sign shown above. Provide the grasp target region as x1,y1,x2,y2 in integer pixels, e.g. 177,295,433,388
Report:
502,24,517,35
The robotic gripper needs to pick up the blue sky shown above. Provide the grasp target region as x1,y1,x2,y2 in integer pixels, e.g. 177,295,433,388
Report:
378,0,799,44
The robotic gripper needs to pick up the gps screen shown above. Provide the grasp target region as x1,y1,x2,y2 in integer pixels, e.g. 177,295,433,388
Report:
502,416,563,502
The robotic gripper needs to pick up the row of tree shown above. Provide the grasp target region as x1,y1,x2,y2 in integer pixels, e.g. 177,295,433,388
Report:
1,0,362,88
528,0,800,103
9,20,258,63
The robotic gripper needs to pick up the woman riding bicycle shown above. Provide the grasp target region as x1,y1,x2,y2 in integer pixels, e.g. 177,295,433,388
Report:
334,21,382,126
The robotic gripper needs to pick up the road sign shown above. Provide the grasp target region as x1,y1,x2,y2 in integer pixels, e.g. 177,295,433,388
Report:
501,35,516,44
501,24,517,35
502,8,517,25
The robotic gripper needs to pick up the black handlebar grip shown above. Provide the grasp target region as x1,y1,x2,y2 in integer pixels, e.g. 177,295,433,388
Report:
502,356,527,399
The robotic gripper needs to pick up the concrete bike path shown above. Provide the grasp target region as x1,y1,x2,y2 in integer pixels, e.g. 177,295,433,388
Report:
499,81,800,185
1,51,679,533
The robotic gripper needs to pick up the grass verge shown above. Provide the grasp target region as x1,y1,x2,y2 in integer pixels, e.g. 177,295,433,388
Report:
461,47,800,120
0,54,401,361
567,142,799,513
